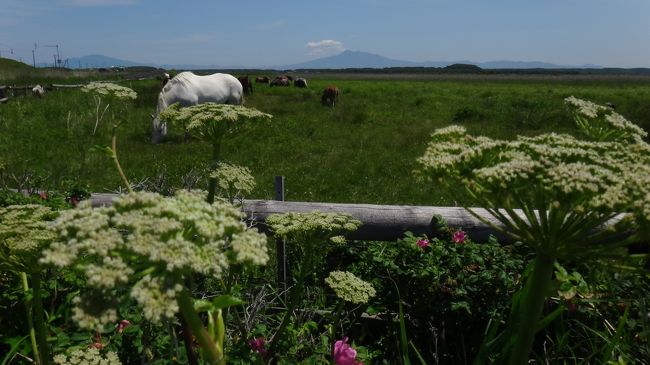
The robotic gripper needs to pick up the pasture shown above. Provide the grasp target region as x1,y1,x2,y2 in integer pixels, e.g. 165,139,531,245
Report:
2,69,650,364
2,72,650,206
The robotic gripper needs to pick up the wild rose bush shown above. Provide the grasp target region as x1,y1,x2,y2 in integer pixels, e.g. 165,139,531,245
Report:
340,225,523,362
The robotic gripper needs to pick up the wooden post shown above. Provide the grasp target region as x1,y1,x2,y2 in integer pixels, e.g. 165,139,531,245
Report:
274,176,288,294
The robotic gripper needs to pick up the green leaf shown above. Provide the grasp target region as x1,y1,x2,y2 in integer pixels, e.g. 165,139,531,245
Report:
211,294,245,309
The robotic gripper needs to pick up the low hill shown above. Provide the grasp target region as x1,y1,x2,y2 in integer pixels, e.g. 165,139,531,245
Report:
0,57,33,71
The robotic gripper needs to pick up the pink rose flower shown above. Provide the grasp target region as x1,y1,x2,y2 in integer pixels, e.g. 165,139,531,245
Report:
333,337,363,365
117,319,131,333
416,238,430,249
452,230,466,244
249,337,267,355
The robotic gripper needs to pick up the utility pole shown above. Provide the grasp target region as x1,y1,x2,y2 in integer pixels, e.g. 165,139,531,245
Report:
43,44,60,68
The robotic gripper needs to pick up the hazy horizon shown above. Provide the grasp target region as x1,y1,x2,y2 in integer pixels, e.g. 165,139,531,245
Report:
1,0,649,69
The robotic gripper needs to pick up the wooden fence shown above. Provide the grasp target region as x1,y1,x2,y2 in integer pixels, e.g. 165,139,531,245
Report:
0,83,84,103
89,192,512,243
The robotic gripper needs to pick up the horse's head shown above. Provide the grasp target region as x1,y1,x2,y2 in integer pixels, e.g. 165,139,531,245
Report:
151,113,167,144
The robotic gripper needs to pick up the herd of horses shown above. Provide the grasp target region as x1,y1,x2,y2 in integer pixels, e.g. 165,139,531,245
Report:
152,71,340,143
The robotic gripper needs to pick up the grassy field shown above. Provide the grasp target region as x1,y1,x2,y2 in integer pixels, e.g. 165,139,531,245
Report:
2,71,650,206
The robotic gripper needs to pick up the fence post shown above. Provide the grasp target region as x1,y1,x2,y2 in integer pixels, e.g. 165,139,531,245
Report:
275,176,287,295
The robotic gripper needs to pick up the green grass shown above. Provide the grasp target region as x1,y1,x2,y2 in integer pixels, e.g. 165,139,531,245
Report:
1,75,650,205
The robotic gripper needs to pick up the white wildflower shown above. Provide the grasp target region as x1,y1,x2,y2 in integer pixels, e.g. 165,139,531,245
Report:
82,82,137,100
325,271,376,304
53,347,122,365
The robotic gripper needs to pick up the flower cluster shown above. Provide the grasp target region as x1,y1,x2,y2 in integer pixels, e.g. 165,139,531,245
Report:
0,204,58,273
81,82,137,100
325,271,376,304
53,347,122,365
266,211,361,243
565,96,647,143
417,101,650,260
210,162,256,201
158,102,272,141
41,190,268,331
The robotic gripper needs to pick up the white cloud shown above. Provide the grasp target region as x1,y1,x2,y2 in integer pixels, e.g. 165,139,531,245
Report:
305,39,345,56
59,0,138,6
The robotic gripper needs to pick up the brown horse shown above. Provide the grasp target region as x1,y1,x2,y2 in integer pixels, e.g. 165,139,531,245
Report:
237,76,253,94
321,86,339,107
294,78,307,88
270,76,290,87
255,76,270,84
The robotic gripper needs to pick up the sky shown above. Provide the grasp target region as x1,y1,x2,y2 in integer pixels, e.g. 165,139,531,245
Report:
1,0,650,68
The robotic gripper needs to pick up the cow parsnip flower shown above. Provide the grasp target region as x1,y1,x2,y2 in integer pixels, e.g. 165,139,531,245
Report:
266,211,361,243
81,82,137,100
325,271,376,304
53,348,122,365
565,96,647,143
159,102,271,141
210,162,256,201
417,123,650,261
41,190,268,331
419,99,650,364
0,204,58,273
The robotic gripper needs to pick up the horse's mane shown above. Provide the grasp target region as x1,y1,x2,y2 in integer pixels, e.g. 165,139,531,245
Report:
161,71,195,94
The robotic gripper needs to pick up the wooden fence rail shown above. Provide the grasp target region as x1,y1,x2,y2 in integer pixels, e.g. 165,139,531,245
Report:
89,192,512,243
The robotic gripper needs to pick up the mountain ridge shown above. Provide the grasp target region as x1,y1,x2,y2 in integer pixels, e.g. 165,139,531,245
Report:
34,50,604,70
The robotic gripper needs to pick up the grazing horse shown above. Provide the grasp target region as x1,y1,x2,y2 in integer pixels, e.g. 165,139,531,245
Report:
161,72,171,86
321,86,339,107
270,76,290,87
294,78,308,88
151,71,243,144
32,84,45,98
237,76,253,94
255,76,270,84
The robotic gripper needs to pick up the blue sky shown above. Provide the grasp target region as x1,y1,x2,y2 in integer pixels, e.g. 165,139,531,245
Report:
1,0,649,68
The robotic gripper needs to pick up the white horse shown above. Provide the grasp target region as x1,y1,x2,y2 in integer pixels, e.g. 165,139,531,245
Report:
32,84,45,98
151,72,244,143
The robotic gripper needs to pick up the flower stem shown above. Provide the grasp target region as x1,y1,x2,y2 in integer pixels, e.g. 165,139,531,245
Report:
111,124,132,193
31,273,50,365
207,139,222,204
21,272,41,365
176,287,223,364
508,253,555,365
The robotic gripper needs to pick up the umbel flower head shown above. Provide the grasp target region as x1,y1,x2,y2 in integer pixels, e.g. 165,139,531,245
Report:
417,101,650,261
159,102,272,142
266,211,361,243
0,204,58,273
53,347,122,365
41,190,268,331
210,162,256,201
565,96,647,143
325,271,376,304
81,82,137,100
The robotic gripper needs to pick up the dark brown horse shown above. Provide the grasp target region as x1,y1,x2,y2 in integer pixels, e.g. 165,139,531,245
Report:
237,76,253,94
270,76,290,87
255,76,270,84
294,78,307,88
321,86,339,107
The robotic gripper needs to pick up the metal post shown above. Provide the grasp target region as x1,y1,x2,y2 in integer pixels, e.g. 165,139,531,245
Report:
275,176,287,294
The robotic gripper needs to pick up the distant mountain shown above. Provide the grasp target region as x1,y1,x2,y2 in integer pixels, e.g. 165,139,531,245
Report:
280,50,447,69
37,54,144,68
38,54,241,70
34,51,604,70
281,50,603,70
